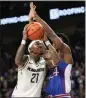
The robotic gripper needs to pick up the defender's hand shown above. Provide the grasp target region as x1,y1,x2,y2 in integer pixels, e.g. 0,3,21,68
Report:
29,2,36,20
30,2,36,10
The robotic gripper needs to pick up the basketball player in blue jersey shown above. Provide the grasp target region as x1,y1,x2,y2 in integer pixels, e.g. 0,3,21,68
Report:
29,2,73,98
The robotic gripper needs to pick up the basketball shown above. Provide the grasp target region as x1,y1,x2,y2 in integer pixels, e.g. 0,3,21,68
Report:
27,22,44,40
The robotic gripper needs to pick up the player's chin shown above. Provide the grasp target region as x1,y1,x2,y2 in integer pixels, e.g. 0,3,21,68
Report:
31,53,41,57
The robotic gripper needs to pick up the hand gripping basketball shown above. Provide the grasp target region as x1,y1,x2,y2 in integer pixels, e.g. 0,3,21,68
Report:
27,22,45,40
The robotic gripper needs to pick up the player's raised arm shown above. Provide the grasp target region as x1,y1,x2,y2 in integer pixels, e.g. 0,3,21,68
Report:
15,24,29,68
35,14,73,64
29,2,63,50
29,2,73,64
28,2,36,23
15,3,36,68
43,36,60,67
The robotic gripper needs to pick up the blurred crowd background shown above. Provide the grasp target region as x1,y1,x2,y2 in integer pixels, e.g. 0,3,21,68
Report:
0,1,85,98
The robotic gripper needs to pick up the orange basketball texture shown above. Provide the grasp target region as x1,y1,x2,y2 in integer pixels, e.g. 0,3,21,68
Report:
27,22,44,40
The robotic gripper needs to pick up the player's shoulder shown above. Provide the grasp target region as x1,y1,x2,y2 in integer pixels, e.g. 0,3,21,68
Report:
57,60,68,65
63,43,71,50
23,54,29,61
56,59,72,66
17,55,29,70
62,43,72,55
57,60,72,69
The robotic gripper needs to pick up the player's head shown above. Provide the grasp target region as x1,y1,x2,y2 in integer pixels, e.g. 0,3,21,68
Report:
28,40,46,58
53,33,69,49
57,33,69,45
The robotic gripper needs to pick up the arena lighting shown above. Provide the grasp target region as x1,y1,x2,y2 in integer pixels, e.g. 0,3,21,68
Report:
1,15,28,25
0,6,85,25
49,6,85,19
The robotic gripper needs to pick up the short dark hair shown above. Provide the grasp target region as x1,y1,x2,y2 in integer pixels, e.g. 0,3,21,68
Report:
57,33,69,45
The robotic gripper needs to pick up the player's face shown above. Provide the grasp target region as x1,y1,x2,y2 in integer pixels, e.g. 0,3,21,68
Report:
52,43,62,58
30,42,46,57
52,36,63,49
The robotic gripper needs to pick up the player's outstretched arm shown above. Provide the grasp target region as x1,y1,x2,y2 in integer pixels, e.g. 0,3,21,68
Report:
15,3,36,68
43,36,60,68
35,14,63,48
29,2,63,50
15,24,29,68
29,2,73,64
35,14,73,64
28,2,36,23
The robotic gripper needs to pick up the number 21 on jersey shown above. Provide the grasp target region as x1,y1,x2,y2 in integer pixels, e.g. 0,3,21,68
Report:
31,73,39,83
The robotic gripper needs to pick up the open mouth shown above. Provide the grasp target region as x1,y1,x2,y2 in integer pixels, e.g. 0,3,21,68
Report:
30,50,44,56
30,51,40,55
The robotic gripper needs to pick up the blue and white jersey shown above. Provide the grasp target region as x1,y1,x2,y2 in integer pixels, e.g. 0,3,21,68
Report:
44,60,72,98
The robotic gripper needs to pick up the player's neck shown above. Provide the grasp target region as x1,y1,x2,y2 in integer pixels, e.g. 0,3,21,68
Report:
30,55,40,63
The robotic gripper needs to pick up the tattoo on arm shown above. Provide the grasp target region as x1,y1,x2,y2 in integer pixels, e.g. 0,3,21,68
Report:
15,44,25,66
